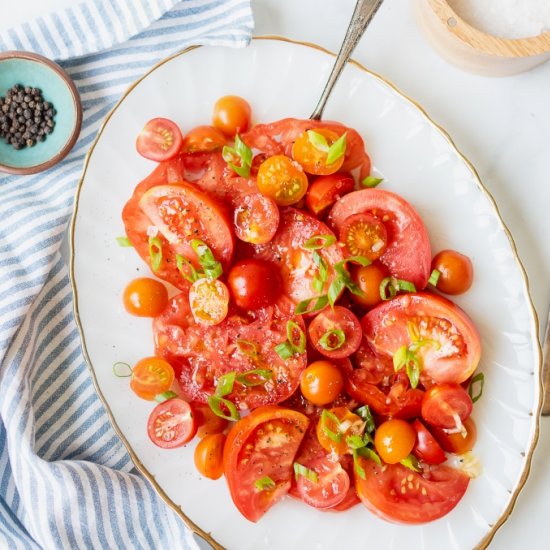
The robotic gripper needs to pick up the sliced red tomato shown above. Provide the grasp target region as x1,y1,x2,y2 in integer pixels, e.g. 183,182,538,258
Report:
136,118,183,162
431,417,477,455
306,173,355,218
350,339,394,385
147,398,196,448
223,406,309,522
412,419,447,465
233,192,279,244
421,384,473,429
308,306,362,359
354,458,469,524
361,292,481,385
328,188,431,289
339,212,388,261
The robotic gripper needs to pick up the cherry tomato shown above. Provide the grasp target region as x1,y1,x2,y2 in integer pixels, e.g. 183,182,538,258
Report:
412,419,447,465
292,128,346,175
193,403,229,438
355,459,469,524
350,263,388,309
432,249,474,295
308,306,362,359
233,192,280,244
295,457,350,509
316,406,364,455
223,406,309,522
300,360,344,405
431,417,477,455
130,356,175,400
188,278,229,325
194,433,226,480
374,419,416,464
421,383,473,430
256,155,309,206
227,259,281,310
339,213,388,261
182,125,226,153
212,95,251,137
306,173,355,218
122,277,168,317
147,397,196,448
136,118,183,162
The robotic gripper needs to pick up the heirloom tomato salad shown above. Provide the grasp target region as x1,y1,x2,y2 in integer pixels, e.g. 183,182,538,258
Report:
118,95,484,525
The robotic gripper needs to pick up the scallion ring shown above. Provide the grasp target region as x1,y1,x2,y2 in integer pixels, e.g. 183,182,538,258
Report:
148,236,163,272
215,372,236,397
303,234,336,250
207,395,240,421
112,362,132,377
236,369,273,387
318,328,346,351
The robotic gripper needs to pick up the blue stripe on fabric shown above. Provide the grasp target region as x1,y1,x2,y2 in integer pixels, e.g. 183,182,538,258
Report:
62,422,115,461
97,470,126,547
50,13,75,55
0,255,55,287
80,3,107,52
118,478,146,550
37,19,62,59
0,495,36,550
20,22,42,53
7,28,24,50
127,477,156,550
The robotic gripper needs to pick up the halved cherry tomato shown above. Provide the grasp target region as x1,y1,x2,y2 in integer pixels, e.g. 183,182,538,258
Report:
233,192,279,244
432,249,474,295
223,406,309,522
308,306,362,359
193,403,228,438
130,356,175,400
123,277,168,317
339,213,388,261
354,458,469,524
300,360,344,405
182,125,226,153
412,419,446,465
188,278,229,325
349,263,388,309
361,292,481,385
292,128,346,175
147,397,196,448
194,433,226,479
136,118,183,162
212,95,251,137
306,173,355,218
316,406,364,455
421,384,473,429
329,189,432,289
431,417,477,455
227,259,281,310
374,419,416,464
257,155,309,206
295,457,350,509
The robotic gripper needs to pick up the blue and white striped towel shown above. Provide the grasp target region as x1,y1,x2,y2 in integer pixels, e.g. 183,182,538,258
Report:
0,1,253,548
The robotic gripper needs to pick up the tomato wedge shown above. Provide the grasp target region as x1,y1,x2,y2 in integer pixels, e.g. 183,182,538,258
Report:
147,398,196,448
223,406,309,522
421,383,473,429
412,419,447,465
306,172,355,218
136,118,183,162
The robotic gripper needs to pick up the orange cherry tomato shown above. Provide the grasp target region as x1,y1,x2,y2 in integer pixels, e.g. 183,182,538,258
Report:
182,125,226,153
316,406,364,455
349,263,388,309
292,128,346,175
130,357,175,400
374,419,416,464
194,433,226,479
431,417,477,455
193,403,229,438
256,155,309,206
339,213,388,260
300,360,344,405
431,249,474,295
188,278,229,325
212,95,251,137
123,277,168,317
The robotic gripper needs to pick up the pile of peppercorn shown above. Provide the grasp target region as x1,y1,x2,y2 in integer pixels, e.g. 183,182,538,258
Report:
0,84,55,150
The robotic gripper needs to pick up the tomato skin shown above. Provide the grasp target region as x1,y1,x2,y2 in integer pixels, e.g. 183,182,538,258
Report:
421,384,473,429
306,173,354,218
212,95,252,137
227,259,281,310
350,263,388,309
257,155,309,206
136,118,183,162
123,277,168,317
130,357,175,400
182,125,226,153
193,403,229,438
223,406,309,522
300,361,344,405
431,417,477,454
292,128,346,176
412,419,447,465
147,398,197,448
233,192,280,244
432,249,474,295
339,213,388,261
194,433,226,480
374,419,416,464
188,278,229,326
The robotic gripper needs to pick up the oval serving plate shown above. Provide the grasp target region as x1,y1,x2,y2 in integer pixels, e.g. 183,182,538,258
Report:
70,37,541,550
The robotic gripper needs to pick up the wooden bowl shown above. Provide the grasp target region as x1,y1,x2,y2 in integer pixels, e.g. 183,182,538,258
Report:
415,0,550,76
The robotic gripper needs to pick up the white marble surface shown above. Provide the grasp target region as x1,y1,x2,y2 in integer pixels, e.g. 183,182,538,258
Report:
2,0,549,548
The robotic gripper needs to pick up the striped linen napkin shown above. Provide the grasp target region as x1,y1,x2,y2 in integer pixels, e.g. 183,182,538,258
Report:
0,1,253,548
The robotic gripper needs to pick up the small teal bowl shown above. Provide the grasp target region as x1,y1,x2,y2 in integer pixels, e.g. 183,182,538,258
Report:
0,51,82,175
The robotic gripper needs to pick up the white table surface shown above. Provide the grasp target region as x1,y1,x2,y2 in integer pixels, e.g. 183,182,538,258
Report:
2,1,549,548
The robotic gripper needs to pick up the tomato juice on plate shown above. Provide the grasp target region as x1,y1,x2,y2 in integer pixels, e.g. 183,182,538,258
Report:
118,94,483,525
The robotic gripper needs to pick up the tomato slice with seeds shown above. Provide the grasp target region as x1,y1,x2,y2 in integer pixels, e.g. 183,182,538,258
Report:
257,155,309,206
233,192,280,244
136,118,183,162
223,406,309,522
421,383,473,429
147,398,196,448
130,356,175,400
306,172,355,218
189,278,230,326
292,128,346,176
339,212,388,261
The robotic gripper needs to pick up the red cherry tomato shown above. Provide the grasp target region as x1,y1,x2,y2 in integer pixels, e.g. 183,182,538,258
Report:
147,398,196,448
256,155,309,206
136,118,183,162
212,95,252,137
292,128,346,176
182,125,226,153
374,419,416,464
299,360,344,405
306,173,354,218
130,356,175,400
349,263,388,309
308,306,362,359
339,213,388,261
233,192,280,244
194,433,226,479
421,384,473,429
432,249,474,295
227,259,281,310
123,277,168,317
431,417,477,455
412,419,446,465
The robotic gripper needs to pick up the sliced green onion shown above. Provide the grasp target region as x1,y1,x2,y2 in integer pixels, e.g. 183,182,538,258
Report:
361,175,384,188
326,132,347,165
354,405,375,433
313,251,329,283
154,391,178,403
353,449,367,480
393,345,422,389
312,274,324,294
236,339,259,357
274,341,294,360
428,269,441,287
468,372,485,403
254,476,276,491
406,359,421,389
397,279,416,292
379,277,396,301
236,369,273,387
112,362,132,377
346,435,365,450
320,409,342,443
335,256,371,270
148,236,163,272
176,254,200,283
327,276,346,307
304,234,336,250
293,462,319,483
307,130,330,152
286,321,306,354
356,445,382,466
116,236,133,247
318,329,346,351
207,395,240,421
215,372,236,397
190,239,222,280
222,134,252,178
400,454,421,472
393,345,409,371
295,295,329,315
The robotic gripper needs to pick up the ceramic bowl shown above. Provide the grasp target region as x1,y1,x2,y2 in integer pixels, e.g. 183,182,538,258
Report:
0,51,82,175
